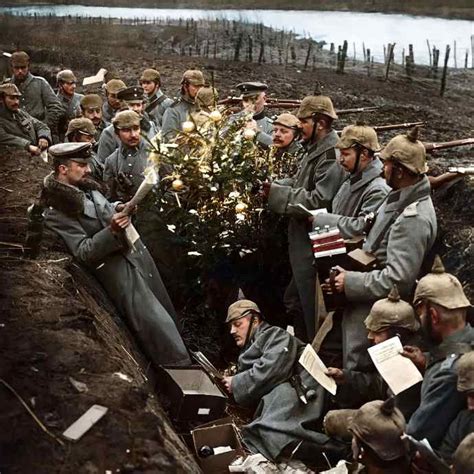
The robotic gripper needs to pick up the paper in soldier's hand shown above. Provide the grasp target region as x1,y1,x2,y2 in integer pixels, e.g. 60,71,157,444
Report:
368,336,423,395
298,344,337,395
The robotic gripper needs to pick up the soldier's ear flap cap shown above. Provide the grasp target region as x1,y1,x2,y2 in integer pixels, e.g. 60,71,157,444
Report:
226,299,261,323
48,142,92,163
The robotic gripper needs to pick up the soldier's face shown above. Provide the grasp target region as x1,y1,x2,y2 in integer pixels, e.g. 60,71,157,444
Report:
107,92,122,110
367,329,390,345
128,102,144,116
118,125,141,147
230,315,252,348
338,148,359,173
299,117,315,142
3,94,20,112
140,80,157,95
83,107,102,126
187,83,203,99
12,65,29,81
60,161,91,185
272,125,296,149
254,92,266,113
61,81,76,97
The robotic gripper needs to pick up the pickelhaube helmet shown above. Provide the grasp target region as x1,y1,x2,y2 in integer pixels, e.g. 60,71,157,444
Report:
365,285,419,333
349,398,406,461
413,256,471,309
195,86,218,109
336,123,381,152
296,95,338,120
181,70,206,87
225,299,261,324
379,126,428,175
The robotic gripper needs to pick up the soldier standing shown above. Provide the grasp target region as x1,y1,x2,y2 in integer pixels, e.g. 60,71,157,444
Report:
262,95,346,342
56,69,84,140
102,78,126,124
328,127,437,373
41,142,190,367
80,94,107,143
9,51,62,142
0,83,51,155
403,256,473,449
139,68,173,129
161,69,205,142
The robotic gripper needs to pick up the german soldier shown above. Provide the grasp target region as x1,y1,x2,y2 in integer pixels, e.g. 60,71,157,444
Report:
0,83,51,155
452,433,474,474
42,142,190,366
80,94,107,143
102,78,126,124
263,95,346,342
139,68,173,129
329,127,437,373
56,69,84,140
9,51,62,142
403,256,473,449
161,69,205,142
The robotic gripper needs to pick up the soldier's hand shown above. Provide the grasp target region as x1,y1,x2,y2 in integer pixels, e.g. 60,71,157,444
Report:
110,212,131,233
38,138,49,150
222,376,233,394
28,145,41,156
401,346,426,373
116,202,137,215
325,367,346,385
325,265,346,293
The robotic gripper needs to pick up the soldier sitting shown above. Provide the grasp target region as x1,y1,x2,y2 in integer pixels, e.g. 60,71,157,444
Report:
438,351,474,464
97,86,157,164
102,78,126,125
41,142,190,367
65,118,103,182
349,398,412,474
222,299,346,466
0,83,51,155
80,94,107,144
161,69,205,142
9,51,63,142
56,69,84,141
402,257,473,449
452,433,474,474
326,285,422,420
103,110,148,202
139,68,173,129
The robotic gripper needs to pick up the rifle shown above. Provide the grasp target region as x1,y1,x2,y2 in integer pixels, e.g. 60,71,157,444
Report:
336,121,425,135
218,96,379,114
424,137,474,153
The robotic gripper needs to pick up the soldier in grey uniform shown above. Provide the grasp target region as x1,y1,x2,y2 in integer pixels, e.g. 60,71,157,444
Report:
328,127,437,373
263,95,346,342
9,51,62,142
0,83,51,154
56,69,83,141
438,351,474,464
80,94,107,143
452,433,474,474
65,117,103,182
349,398,412,473
234,82,273,148
102,78,126,125
97,86,157,164
139,68,173,129
161,69,205,142
42,142,190,366
222,300,341,465
103,110,149,202
402,256,473,449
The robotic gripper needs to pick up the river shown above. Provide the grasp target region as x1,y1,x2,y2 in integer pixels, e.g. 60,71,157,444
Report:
1,5,472,66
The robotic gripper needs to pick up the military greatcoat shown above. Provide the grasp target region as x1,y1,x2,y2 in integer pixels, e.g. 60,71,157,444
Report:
232,322,330,461
161,96,196,142
145,89,173,129
0,105,51,150
267,130,346,341
42,173,190,366
343,176,437,371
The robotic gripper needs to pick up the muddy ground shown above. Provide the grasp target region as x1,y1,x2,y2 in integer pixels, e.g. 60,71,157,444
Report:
0,17,473,473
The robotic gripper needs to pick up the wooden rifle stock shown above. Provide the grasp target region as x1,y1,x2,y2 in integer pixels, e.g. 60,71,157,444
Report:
424,137,474,153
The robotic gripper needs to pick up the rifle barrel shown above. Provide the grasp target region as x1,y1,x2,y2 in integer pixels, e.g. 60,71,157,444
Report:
424,138,474,152
336,121,424,135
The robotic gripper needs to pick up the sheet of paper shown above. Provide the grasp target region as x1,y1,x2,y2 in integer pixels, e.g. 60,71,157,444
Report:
82,67,107,86
125,223,140,247
368,336,423,395
298,344,337,396
289,203,328,217
63,404,108,441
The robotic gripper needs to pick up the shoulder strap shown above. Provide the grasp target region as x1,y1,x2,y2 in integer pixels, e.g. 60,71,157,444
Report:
145,94,167,113
428,342,473,367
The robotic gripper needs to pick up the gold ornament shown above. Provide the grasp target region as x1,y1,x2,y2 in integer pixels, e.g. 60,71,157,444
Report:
235,202,248,213
172,179,185,191
209,110,222,122
182,121,195,133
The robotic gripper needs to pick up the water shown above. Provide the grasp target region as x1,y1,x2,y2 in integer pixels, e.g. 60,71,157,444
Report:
1,5,472,66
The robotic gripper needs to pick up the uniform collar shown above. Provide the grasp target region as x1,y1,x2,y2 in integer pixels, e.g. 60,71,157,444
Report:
306,129,338,159
13,72,34,89
119,139,145,157
384,175,431,212
253,108,266,121
349,158,383,191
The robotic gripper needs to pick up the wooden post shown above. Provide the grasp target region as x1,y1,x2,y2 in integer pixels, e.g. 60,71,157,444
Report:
454,40,457,68
402,48,405,67
385,43,395,80
362,42,366,61
353,42,356,66
465,50,469,69
366,48,371,76
427,39,432,66
248,35,253,62
234,32,243,61
432,47,440,78
337,40,348,74
258,41,264,64
471,35,474,68
383,44,387,63
440,44,451,97
304,41,312,70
